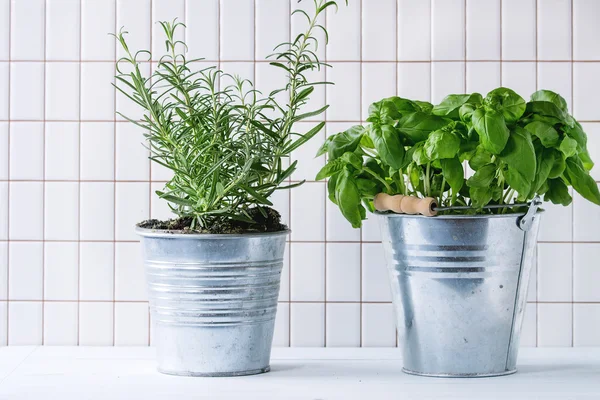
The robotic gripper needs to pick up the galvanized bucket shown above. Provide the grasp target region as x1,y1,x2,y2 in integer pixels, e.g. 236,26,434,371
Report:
136,227,289,377
378,211,541,377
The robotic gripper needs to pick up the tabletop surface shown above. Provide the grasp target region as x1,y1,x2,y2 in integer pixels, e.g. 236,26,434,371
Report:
0,347,598,400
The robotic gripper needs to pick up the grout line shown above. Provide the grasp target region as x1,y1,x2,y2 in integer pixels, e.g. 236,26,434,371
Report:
358,0,363,348
5,0,11,345
395,0,399,349
535,0,539,347
112,0,117,347
2,58,600,63
76,0,82,346
570,0,575,348
41,0,47,346
287,0,292,348
463,0,467,92
499,0,502,83
147,0,153,348
323,0,327,349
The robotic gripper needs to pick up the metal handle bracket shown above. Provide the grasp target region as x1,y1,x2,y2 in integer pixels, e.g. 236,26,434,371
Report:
517,196,542,232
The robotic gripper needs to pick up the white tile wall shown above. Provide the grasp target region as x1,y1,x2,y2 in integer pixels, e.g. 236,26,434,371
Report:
0,0,598,348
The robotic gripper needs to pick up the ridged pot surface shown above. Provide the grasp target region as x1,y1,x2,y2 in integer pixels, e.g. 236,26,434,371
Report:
137,228,289,377
378,212,541,377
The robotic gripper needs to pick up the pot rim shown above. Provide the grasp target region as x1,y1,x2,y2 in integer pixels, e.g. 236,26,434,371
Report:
135,226,291,239
374,210,544,220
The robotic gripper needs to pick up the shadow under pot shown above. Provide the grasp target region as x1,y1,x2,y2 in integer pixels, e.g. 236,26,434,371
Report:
377,211,542,378
136,227,289,377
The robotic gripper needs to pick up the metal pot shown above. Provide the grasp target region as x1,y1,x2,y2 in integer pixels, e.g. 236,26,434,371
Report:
378,211,541,377
136,227,289,377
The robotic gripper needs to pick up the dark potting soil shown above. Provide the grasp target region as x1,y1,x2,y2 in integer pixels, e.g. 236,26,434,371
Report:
137,207,287,234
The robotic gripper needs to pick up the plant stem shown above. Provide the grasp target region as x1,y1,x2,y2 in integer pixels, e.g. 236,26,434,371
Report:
363,167,393,194
425,162,431,197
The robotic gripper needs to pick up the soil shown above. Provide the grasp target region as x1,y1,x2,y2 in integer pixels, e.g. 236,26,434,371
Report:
137,207,287,234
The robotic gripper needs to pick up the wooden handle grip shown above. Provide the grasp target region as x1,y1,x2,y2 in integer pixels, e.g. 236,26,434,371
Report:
373,193,438,217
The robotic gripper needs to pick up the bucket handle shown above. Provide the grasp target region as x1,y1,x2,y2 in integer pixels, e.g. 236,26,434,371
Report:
517,196,542,232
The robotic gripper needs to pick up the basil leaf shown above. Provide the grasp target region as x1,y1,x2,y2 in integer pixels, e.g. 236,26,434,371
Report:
486,87,526,123
524,121,560,148
414,100,433,113
499,127,537,197
355,178,380,197
440,157,464,193
549,153,566,179
459,103,477,123
327,125,365,159
530,90,568,112
335,169,364,228
562,122,587,151
526,101,567,123
467,163,497,188
424,129,461,159
411,142,430,165
529,148,556,197
369,124,405,170
559,136,578,158
432,94,473,118
564,157,600,205
397,112,451,143
579,149,595,171
472,108,510,154
544,178,572,206
468,145,492,171
470,186,494,207
327,173,338,205
315,152,363,180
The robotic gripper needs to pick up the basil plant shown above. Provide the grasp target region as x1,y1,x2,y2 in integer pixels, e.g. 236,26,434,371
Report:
316,88,600,228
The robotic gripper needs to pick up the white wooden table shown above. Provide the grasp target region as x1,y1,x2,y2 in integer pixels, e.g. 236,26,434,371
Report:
0,347,598,399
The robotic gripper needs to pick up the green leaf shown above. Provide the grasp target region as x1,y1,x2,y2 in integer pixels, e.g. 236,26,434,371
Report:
469,186,494,208
499,127,537,196
467,163,497,188
549,153,566,179
526,101,567,123
559,136,578,158
472,108,510,154
440,157,464,193
563,122,588,151
283,121,325,154
414,100,433,113
579,149,595,171
315,152,363,181
316,135,334,157
486,87,526,123
459,103,478,123
411,142,430,165
327,173,338,205
369,124,405,170
424,129,461,159
432,94,473,118
335,169,364,228
355,178,380,197
397,112,452,143
530,90,568,112
529,148,556,197
524,121,560,148
544,178,572,206
564,157,600,205
327,125,365,159
468,145,492,171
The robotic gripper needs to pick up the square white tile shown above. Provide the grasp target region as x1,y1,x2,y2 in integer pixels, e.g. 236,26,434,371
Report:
45,122,79,180
431,0,465,61
79,182,114,241
0,2,9,60
502,0,536,60
573,62,600,120
151,0,184,61
115,182,149,241
573,0,600,60
431,62,465,104
537,303,572,347
362,0,396,61
220,0,254,61
10,62,44,120
0,182,6,241
466,0,500,60
537,243,572,302
256,0,290,60
115,242,147,301
0,123,6,180
290,182,325,242
573,192,600,241
44,242,78,301
116,0,151,59
10,0,45,61
0,242,6,298
114,302,149,346
326,62,361,121
362,243,391,302
580,123,600,181
398,0,431,61
326,201,361,242
361,214,382,242
46,0,80,61
79,242,114,301
326,303,360,347
279,242,290,302
8,301,42,345
0,302,6,345
0,63,8,119
362,63,396,119
81,0,116,60
538,191,573,242
361,303,396,347
45,182,79,240
291,243,324,302
466,62,501,96
573,304,600,346
9,122,43,180
80,122,114,180
398,62,431,101
538,0,571,61
326,243,360,302
9,182,43,240
8,242,43,300
45,62,79,120
538,62,572,111
115,123,149,181
43,302,78,345
185,0,219,60
79,301,113,346
290,303,324,347
573,243,600,302
520,303,537,347
501,62,536,97
272,303,290,347
81,62,115,120
326,0,360,61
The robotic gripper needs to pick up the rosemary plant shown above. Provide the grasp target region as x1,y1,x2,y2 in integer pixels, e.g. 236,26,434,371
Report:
114,0,344,231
